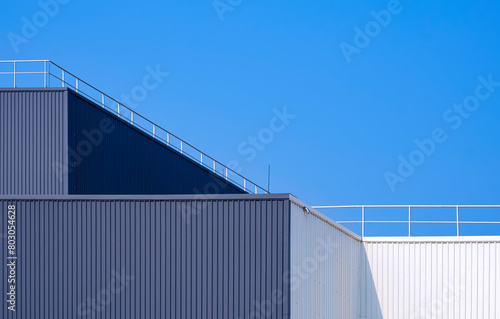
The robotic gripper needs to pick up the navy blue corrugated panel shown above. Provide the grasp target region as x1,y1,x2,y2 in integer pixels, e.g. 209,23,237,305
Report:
0,88,68,195
67,90,244,194
0,196,290,318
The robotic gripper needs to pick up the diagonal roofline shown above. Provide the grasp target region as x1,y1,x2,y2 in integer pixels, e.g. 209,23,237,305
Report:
0,60,269,194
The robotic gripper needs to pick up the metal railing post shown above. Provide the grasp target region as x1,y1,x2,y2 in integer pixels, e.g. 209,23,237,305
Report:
255,185,257,194
167,133,170,145
76,79,79,92
244,179,246,191
62,70,65,87
200,153,203,164
362,206,365,237
101,94,105,107
408,206,411,237
180,141,183,154
117,103,120,117
225,168,228,180
44,61,47,87
153,124,155,137
456,206,459,236
131,112,134,124
13,61,16,87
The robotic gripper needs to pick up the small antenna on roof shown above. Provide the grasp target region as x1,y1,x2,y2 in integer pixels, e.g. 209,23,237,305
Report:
267,164,271,193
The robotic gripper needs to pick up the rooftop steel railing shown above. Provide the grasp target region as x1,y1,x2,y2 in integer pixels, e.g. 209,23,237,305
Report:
312,205,500,237
0,60,268,194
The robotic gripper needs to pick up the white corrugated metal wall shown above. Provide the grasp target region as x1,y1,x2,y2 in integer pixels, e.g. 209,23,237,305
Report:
362,237,500,319
290,199,500,319
290,201,362,319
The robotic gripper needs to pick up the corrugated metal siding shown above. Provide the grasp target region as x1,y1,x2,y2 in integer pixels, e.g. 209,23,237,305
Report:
289,202,361,319
0,195,290,319
0,88,68,195
67,90,244,195
362,240,500,319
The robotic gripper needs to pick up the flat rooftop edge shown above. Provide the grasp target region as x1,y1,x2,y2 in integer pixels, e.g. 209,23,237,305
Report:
0,193,292,201
0,87,69,91
363,236,500,242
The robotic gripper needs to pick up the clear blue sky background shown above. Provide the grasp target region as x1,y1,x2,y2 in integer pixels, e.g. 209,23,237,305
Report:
2,0,500,234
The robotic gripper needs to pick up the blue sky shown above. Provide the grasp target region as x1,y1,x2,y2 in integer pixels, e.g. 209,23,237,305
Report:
2,0,500,234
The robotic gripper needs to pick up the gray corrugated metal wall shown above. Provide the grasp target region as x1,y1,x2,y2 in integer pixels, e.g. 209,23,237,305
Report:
0,194,290,319
0,88,68,195
0,87,246,195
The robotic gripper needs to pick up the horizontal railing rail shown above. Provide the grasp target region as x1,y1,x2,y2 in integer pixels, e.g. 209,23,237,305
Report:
311,205,500,237
0,60,268,194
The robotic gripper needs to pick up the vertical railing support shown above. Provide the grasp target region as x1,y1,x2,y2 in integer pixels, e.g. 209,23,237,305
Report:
153,124,155,137
408,206,412,237
456,206,460,236
44,61,47,87
131,112,134,124
62,70,65,87
244,179,246,191
200,153,203,165
225,168,228,180
13,61,16,87
76,79,79,92
362,206,365,237
180,141,183,154
167,133,170,145
117,103,120,117
101,94,105,107
255,185,257,194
